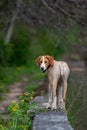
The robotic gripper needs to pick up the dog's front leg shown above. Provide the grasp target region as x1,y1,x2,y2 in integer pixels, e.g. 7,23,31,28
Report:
46,84,52,108
48,84,53,103
52,80,57,110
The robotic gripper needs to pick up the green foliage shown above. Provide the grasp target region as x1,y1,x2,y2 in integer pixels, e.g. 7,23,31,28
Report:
28,27,65,60
1,91,36,130
67,111,73,125
66,78,84,127
0,124,6,130
0,23,82,68
0,27,30,66
10,27,30,65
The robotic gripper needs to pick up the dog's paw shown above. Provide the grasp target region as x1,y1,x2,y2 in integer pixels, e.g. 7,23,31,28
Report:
44,103,51,109
51,96,57,110
51,103,57,110
58,101,65,110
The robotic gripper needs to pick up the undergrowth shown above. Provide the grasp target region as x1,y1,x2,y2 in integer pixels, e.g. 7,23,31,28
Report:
0,91,36,130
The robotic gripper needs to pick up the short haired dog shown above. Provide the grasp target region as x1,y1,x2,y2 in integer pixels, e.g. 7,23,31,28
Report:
36,55,70,110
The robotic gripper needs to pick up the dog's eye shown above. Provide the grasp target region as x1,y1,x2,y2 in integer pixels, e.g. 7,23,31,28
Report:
45,61,47,63
40,61,42,63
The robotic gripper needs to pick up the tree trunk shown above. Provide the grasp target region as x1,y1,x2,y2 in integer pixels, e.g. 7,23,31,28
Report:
4,12,16,44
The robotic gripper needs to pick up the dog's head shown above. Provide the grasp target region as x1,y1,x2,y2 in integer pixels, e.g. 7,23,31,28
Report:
36,55,54,73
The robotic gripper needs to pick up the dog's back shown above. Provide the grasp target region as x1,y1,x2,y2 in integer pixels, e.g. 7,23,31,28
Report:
48,60,70,82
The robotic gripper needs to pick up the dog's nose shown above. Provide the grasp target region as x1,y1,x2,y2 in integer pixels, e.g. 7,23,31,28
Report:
41,67,44,71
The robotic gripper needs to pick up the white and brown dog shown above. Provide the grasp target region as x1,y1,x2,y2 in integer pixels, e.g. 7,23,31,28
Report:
36,55,70,110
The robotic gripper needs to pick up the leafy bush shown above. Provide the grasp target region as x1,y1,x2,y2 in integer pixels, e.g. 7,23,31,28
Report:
1,91,36,130
10,28,30,65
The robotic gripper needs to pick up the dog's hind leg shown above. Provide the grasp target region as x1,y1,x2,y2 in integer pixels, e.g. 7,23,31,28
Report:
58,85,65,110
63,80,67,102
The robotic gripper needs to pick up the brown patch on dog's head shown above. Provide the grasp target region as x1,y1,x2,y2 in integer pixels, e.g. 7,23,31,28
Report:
45,55,54,66
36,55,54,68
35,56,42,66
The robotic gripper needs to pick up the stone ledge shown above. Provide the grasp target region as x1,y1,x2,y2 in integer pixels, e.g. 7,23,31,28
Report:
32,96,74,130
33,111,73,130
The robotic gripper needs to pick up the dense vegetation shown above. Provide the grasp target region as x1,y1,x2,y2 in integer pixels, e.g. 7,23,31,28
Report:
0,22,83,91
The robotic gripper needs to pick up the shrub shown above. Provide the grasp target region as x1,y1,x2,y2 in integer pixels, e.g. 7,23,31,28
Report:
1,91,36,130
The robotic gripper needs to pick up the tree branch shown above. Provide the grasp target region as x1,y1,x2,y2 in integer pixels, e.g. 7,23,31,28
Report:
41,0,85,26
54,4,83,25
5,11,16,44
41,0,57,14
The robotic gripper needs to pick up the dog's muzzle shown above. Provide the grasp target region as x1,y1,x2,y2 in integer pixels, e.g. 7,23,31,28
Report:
40,67,46,73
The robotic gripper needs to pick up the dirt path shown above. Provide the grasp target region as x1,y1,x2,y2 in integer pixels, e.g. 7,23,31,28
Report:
0,75,29,113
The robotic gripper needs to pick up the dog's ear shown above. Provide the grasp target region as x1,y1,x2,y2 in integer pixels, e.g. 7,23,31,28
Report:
46,55,54,66
35,56,41,66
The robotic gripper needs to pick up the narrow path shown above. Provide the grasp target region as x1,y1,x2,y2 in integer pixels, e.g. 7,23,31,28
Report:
0,75,29,113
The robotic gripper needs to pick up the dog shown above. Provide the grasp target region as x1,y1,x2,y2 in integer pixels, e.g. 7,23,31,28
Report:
36,55,70,110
